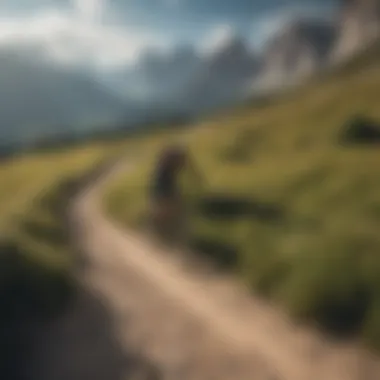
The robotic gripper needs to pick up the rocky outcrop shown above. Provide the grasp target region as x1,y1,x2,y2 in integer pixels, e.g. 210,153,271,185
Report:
256,19,336,91
183,35,259,113
330,0,380,62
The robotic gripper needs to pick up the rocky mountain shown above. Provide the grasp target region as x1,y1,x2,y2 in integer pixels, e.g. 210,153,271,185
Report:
112,35,258,116
330,0,380,62
127,0,380,105
255,18,336,92
179,34,259,114
22,0,374,134
0,46,130,147
121,44,202,103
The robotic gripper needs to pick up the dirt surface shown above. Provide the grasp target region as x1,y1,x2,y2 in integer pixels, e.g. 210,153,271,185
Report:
33,161,380,380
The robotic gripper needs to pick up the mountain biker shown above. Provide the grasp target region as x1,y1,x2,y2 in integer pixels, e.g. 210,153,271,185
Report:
149,144,202,241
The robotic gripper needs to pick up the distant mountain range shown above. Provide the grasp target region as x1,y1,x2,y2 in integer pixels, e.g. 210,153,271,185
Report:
180,34,259,114
251,19,336,93
0,46,133,147
114,0,380,110
0,0,378,148
113,35,259,115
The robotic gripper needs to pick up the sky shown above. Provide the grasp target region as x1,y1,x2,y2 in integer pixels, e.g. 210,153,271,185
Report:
0,0,338,71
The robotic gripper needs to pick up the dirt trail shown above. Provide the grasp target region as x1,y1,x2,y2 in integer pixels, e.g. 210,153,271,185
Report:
34,161,380,380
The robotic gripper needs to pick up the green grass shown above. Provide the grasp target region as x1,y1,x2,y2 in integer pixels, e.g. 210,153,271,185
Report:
0,138,139,379
105,42,380,350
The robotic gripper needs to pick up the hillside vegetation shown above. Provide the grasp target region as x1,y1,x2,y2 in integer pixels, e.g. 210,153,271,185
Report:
105,42,380,350
0,139,138,379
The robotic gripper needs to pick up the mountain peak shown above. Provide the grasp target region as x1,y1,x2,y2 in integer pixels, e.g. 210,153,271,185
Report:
267,16,335,45
204,33,253,69
331,0,380,61
0,44,127,146
200,25,247,58
212,32,245,53
257,17,336,92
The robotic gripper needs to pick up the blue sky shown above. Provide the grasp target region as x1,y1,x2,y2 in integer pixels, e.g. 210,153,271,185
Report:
0,0,338,70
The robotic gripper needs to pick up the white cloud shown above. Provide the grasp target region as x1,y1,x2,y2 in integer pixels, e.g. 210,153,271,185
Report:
0,3,169,70
200,24,237,57
72,0,105,23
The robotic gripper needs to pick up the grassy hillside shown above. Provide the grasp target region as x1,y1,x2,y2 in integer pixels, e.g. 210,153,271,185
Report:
105,43,380,349
0,138,139,379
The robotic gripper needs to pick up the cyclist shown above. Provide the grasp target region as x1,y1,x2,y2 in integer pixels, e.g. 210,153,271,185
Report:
149,144,202,242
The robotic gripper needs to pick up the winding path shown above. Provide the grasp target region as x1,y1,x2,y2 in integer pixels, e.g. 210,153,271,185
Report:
33,159,380,380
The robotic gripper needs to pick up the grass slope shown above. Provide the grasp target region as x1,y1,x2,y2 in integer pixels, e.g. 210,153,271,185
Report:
105,42,380,350
0,139,135,379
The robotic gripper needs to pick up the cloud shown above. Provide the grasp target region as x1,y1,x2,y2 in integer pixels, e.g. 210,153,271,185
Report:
0,2,170,70
72,0,105,23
